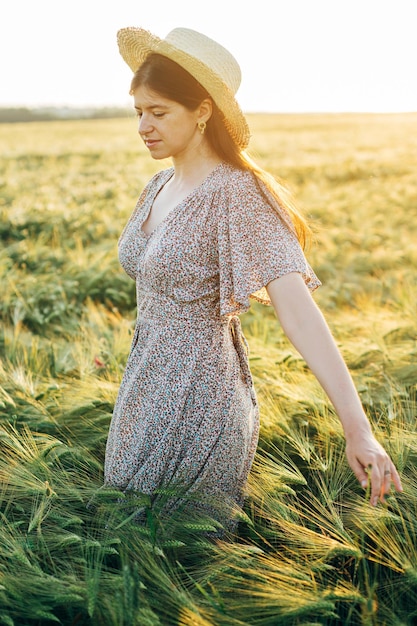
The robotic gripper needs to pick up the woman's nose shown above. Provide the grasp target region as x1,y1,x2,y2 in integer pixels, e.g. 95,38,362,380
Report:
138,115,152,135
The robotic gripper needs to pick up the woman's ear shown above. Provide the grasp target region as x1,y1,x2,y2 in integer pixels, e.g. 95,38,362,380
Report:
198,98,213,124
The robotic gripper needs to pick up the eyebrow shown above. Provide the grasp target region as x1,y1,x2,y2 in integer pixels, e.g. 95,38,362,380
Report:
133,104,170,111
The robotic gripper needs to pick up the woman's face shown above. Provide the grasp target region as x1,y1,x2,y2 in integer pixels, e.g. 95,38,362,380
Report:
133,85,203,161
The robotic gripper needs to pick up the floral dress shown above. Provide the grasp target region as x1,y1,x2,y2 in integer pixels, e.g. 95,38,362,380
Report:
104,162,320,527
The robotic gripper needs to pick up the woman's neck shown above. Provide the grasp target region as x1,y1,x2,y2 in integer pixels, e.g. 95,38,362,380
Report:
171,143,222,188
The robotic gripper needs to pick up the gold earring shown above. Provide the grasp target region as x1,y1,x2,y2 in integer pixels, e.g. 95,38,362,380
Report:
198,120,206,135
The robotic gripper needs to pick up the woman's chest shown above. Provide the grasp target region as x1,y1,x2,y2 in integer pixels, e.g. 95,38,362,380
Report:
119,195,219,286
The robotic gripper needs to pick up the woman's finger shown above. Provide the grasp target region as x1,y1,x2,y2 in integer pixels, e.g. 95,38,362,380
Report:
371,459,403,505
369,463,383,506
388,460,403,493
347,453,369,488
381,468,392,500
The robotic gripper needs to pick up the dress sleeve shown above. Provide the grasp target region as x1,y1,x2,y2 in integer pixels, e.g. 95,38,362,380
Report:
217,171,321,316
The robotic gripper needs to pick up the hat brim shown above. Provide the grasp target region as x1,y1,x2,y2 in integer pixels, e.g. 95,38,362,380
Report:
117,27,250,149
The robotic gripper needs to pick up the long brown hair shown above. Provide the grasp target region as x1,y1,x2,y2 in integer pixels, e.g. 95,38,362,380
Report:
130,53,311,248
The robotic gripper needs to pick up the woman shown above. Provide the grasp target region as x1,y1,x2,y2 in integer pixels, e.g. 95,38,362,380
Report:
104,26,402,529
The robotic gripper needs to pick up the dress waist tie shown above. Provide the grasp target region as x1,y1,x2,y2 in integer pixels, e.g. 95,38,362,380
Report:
229,316,254,389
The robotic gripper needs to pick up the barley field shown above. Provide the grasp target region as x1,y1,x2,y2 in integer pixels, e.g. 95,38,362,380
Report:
1,112,416,625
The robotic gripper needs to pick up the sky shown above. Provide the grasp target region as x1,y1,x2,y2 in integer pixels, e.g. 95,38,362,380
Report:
1,0,416,113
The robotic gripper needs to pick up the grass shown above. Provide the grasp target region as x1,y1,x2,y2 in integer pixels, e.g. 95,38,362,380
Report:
0,112,417,625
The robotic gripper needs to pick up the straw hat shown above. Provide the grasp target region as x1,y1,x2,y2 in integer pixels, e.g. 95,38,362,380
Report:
117,26,250,149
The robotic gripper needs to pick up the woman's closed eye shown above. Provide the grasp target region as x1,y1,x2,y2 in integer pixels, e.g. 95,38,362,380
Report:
135,110,165,119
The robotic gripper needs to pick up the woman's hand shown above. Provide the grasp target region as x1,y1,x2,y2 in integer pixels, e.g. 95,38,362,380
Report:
345,430,403,506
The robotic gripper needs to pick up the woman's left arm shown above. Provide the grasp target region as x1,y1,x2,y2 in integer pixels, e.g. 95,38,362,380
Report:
266,272,403,505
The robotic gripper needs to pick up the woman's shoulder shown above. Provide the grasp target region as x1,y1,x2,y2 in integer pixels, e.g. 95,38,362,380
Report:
210,163,260,199
211,163,272,216
213,162,254,185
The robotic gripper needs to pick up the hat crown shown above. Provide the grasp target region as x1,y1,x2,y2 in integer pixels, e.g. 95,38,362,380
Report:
162,28,242,94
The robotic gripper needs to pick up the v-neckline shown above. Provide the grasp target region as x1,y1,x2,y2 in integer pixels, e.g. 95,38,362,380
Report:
139,162,224,240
